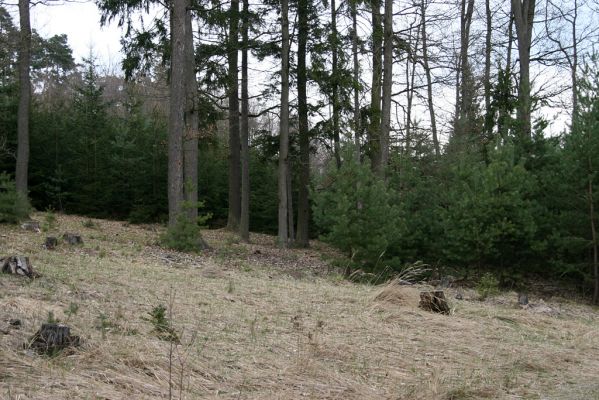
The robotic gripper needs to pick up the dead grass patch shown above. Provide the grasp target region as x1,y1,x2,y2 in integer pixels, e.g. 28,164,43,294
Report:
1,213,599,399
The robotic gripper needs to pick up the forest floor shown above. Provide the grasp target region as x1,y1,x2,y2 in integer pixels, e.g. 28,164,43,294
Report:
1,213,599,400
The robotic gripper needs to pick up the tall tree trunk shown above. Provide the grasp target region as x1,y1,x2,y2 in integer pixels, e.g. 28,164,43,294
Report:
405,22,420,158
421,0,439,157
351,0,361,162
455,0,475,138
16,0,31,196
168,0,187,226
296,0,310,247
287,166,295,243
484,0,492,134
331,0,341,168
570,0,579,119
183,7,198,222
498,13,514,136
370,0,383,172
511,0,536,139
239,0,250,241
589,166,598,305
278,0,290,247
378,0,393,177
227,0,241,230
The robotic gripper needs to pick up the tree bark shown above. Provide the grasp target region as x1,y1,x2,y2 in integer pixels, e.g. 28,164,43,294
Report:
168,0,187,227
331,0,341,168
183,6,198,222
420,0,439,157
455,0,475,137
378,0,393,177
16,0,31,196
239,0,250,242
369,0,383,172
351,0,361,162
227,0,241,230
278,0,290,247
484,0,492,134
511,0,536,138
296,0,310,247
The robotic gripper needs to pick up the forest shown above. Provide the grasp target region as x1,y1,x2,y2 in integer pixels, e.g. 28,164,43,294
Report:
1,0,599,304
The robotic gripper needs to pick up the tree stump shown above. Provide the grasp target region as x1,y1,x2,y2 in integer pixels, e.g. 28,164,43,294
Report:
27,323,81,355
21,220,41,233
419,291,450,314
62,233,83,245
43,237,58,250
1,256,37,278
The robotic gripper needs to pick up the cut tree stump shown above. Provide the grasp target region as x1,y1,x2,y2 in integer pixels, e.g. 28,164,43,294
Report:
43,237,58,250
419,291,450,314
27,323,81,355
1,256,37,278
21,220,41,233
62,233,83,245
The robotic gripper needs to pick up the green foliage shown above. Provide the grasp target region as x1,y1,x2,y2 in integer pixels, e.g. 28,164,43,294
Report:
0,173,30,223
42,208,57,232
159,200,211,253
441,145,538,268
144,304,179,342
312,150,402,271
476,272,500,300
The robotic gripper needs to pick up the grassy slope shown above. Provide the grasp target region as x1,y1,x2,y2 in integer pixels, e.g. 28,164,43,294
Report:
1,213,599,400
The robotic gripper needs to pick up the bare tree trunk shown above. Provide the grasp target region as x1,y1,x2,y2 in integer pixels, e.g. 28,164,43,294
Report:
184,7,198,222
287,166,295,243
498,13,514,136
455,0,475,137
370,0,383,172
571,1,578,118
351,0,361,162
296,0,310,247
511,0,536,139
421,0,439,157
379,0,393,176
405,22,421,158
227,0,241,230
168,0,187,226
589,167,598,305
239,0,250,241
484,0,492,134
278,0,290,247
331,0,341,168
16,0,31,196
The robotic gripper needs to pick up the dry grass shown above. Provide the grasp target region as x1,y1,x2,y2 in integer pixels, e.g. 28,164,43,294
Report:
1,213,599,399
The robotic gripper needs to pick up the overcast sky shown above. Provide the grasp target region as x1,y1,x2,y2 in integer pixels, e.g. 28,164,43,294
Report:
31,1,123,70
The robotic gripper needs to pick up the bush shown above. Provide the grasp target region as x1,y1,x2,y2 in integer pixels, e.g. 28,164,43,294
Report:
159,201,211,253
0,173,30,223
477,272,500,300
312,151,402,271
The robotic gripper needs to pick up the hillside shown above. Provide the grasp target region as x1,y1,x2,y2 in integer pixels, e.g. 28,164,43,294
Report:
1,213,599,399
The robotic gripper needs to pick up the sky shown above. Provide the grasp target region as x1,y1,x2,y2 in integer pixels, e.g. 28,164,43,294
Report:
31,1,124,71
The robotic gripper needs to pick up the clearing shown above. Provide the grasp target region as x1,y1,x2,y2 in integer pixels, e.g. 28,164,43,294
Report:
1,213,598,399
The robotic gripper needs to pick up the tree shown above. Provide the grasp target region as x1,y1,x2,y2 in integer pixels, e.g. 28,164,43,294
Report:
296,0,311,247
278,0,291,247
227,0,241,230
378,0,393,177
420,0,439,157
239,0,250,241
511,0,536,138
565,59,599,304
167,0,187,226
369,0,383,172
15,0,31,196
184,6,199,222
